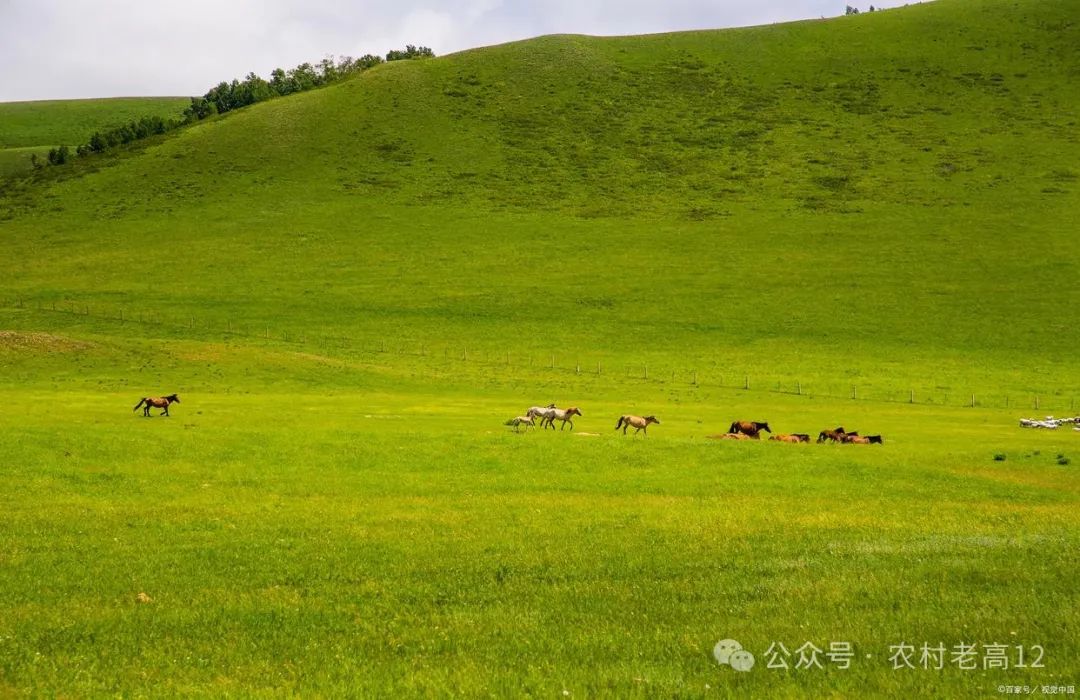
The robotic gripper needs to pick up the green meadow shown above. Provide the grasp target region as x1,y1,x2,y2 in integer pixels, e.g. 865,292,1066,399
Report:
1,0,1079,696
0,97,188,178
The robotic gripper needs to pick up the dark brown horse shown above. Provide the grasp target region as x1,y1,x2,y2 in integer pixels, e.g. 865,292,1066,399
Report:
728,421,771,439
134,394,179,417
615,414,660,435
817,427,857,443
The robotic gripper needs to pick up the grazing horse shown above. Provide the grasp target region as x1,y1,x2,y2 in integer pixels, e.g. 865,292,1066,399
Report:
133,394,179,417
543,407,582,431
505,415,535,433
817,427,856,443
615,414,660,436
728,421,771,439
770,433,809,443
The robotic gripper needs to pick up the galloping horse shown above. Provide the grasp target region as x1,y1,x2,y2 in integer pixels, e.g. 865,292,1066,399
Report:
615,414,660,436
133,394,180,417
543,407,582,431
728,421,771,439
505,415,535,432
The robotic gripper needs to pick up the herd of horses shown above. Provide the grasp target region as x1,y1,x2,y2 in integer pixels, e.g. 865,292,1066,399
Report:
712,422,884,444
504,404,660,435
505,405,884,443
132,395,884,444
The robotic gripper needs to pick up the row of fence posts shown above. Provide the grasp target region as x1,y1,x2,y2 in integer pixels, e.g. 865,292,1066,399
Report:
9,298,1077,412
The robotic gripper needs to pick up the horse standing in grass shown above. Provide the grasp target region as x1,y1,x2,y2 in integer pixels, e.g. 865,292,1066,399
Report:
615,414,659,436
133,394,180,417
544,407,582,431
728,421,771,439
505,416,535,433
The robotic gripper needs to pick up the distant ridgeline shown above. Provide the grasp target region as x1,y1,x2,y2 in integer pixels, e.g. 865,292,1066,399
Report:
40,45,435,168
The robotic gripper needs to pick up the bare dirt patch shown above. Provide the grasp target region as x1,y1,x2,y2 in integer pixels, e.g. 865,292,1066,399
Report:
0,331,96,353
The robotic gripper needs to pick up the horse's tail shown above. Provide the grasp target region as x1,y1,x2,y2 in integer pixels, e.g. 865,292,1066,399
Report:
615,416,625,430
133,398,146,411
729,422,739,434
505,418,516,426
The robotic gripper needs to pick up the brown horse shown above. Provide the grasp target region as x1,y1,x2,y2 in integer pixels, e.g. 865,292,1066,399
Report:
709,432,752,440
615,414,660,435
817,427,857,443
770,433,810,443
134,394,179,417
544,407,582,431
728,421,771,439
845,434,884,444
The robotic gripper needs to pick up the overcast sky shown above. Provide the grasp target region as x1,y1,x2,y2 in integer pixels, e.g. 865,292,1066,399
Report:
0,0,921,102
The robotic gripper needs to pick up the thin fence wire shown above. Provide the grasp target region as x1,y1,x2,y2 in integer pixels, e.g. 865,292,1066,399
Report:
5,297,1078,414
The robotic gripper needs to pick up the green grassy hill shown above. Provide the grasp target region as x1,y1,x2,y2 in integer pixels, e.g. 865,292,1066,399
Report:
2,0,1078,400
0,96,188,177
1,0,1079,696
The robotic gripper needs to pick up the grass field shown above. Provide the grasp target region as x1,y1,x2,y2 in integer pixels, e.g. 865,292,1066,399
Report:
1,0,1079,695
0,324,1077,696
0,97,188,178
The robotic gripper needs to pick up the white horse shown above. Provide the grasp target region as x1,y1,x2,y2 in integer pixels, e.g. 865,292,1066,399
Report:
542,407,582,431
526,404,556,421
505,415,535,432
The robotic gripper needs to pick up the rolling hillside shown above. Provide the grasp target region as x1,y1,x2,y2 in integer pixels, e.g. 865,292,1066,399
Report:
2,0,1078,400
